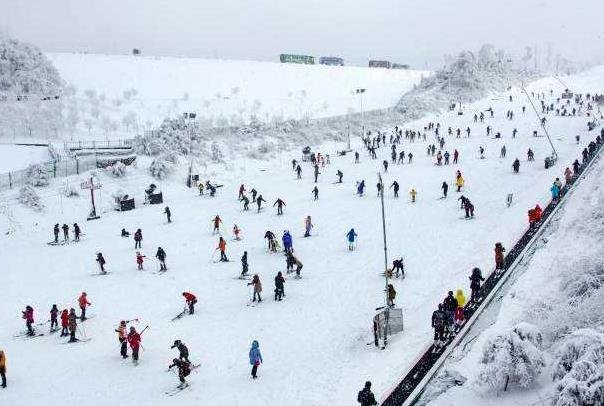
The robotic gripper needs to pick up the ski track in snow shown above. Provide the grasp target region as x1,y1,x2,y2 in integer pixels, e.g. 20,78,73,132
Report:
0,67,603,405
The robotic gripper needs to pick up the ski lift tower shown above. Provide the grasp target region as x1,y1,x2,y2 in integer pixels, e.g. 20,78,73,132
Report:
356,88,366,138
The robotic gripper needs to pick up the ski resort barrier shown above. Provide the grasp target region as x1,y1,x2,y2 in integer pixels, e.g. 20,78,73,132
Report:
380,137,604,406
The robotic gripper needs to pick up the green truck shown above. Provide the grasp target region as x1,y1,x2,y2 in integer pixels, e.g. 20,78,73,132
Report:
280,54,315,65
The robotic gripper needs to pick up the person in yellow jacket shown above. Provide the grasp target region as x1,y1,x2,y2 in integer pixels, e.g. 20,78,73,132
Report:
455,289,466,308
0,349,6,388
455,175,465,192
410,188,417,203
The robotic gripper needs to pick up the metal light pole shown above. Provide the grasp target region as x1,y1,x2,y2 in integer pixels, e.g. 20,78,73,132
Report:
521,86,558,161
356,88,366,138
378,173,390,348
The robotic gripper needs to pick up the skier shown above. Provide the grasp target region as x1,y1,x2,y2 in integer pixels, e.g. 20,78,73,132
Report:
289,253,303,277
50,304,59,332
500,145,507,158
346,228,358,251
60,309,69,337
357,381,378,406
273,198,286,215
73,223,81,241
512,158,520,173
218,237,228,262
248,340,263,379
312,186,319,200
354,151,360,163
256,194,266,212
156,247,167,271
387,284,396,308
127,326,142,363
494,243,505,270
453,149,459,164
410,188,417,203
282,230,293,254
62,223,69,241
304,216,313,237
68,308,77,342
133,250,145,270
392,258,404,277
134,228,143,249
296,164,302,179
242,195,250,211
264,230,277,252
441,181,448,198
22,306,34,336
212,215,222,235
182,292,197,314
168,358,191,386
171,340,190,363
527,148,535,161
53,224,60,243
274,271,285,301
383,160,388,172
238,184,246,201
233,224,242,240
455,173,464,192
356,180,365,196
115,320,129,358
431,304,447,342
469,267,485,302
251,188,258,202
241,251,249,277
78,292,91,321
390,181,399,198
248,275,263,303
336,170,343,183
164,206,172,223
0,350,5,388
314,164,320,182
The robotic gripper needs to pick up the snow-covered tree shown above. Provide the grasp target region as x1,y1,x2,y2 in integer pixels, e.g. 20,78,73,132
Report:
18,185,44,211
25,164,50,187
106,161,127,177
149,158,172,180
477,322,545,391
210,141,224,163
59,180,79,197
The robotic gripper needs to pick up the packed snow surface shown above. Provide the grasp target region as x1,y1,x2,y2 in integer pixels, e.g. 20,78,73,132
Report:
0,145,51,172
0,66,602,405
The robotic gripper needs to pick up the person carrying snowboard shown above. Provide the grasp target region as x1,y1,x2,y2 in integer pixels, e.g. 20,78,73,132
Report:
182,292,197,314
273,198,286,215
50,304,59,332
134,228,143,249
347,228,357,250
171,340,190,363
241,251,249,277
212,215,222,235
156,247,167,271
78,292,91,321
304,216,313,237
218,237,228,262
168,358,191,386
22,306,34,336
274,271,285,301
73,223,81,241
248,275,262,302
248,340,263,379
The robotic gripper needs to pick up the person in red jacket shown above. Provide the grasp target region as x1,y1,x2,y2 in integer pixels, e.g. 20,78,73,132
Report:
182,292,197,314
136,252,145,270
22,306,34,336
218,237,228,262
528,208,536,227
60,309,69,337
127,327,142,363
533,204,542,222
78,292,91,321
494,243,505,270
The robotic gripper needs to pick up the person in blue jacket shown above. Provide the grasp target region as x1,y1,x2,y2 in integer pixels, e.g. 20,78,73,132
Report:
357,180,365,196
347,228,358,251
550,182,561,200
249,340,263,379
282,230,293,254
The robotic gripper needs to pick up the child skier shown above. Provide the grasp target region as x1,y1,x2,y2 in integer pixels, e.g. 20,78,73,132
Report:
241,251,249,277
182,292,197,314
156,247,167,271
60,309,69,337
346,228,357,250
78,292,91,321
49,305,58,332
304,216,313,237
212,215,222,234
248,340,263,379
171,340,190,363
127,327,142,363
115,320,129,358
22,306,34,336
168,358,191,386
410,188,417,203
136,252,145,270
218,237,228,262
274,271,285,301
96,252,106,274
233,224,242,240
248,275,263,302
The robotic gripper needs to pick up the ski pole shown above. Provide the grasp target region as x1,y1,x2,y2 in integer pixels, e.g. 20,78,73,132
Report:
140,325,150,336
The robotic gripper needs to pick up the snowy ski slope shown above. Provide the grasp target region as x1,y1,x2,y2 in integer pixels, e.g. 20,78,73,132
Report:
0,66,602,405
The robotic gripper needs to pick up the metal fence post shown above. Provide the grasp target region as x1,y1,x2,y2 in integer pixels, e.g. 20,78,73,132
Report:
53,161,57,178
76,158,80,175
9,172,12,189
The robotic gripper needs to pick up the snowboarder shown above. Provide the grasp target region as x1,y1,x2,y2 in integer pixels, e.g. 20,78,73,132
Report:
441,181,448,198
390,181,399,198
241,251,249,277
135,250,145,270
469,267,484,302
249,340,263,379
273,198,286,215
182,292,197,314
134,228,143,249
168,358,191,385
512,158,520,173
409,188,417,203
78,292,91,321
53,224,60,243
60,309,69,337
62,224,69,242
296,164,302,179
156,247,167,271
171,340,190,363
312,186,319,200
304,216,313,237
347,228,357,251
22,306,34,336
73,223,81,241
164,206,171,223
357,381,377,406
212,215,222,235
274,271,285,301
218,237,228,262
282,230,293,253
115,320,129,358
50,304,59,332
387,284,396,308
336,170,343,183
127,327,142,363
68,308,77,342
494,242,505,270
256,195,265,212
248,275,263,302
